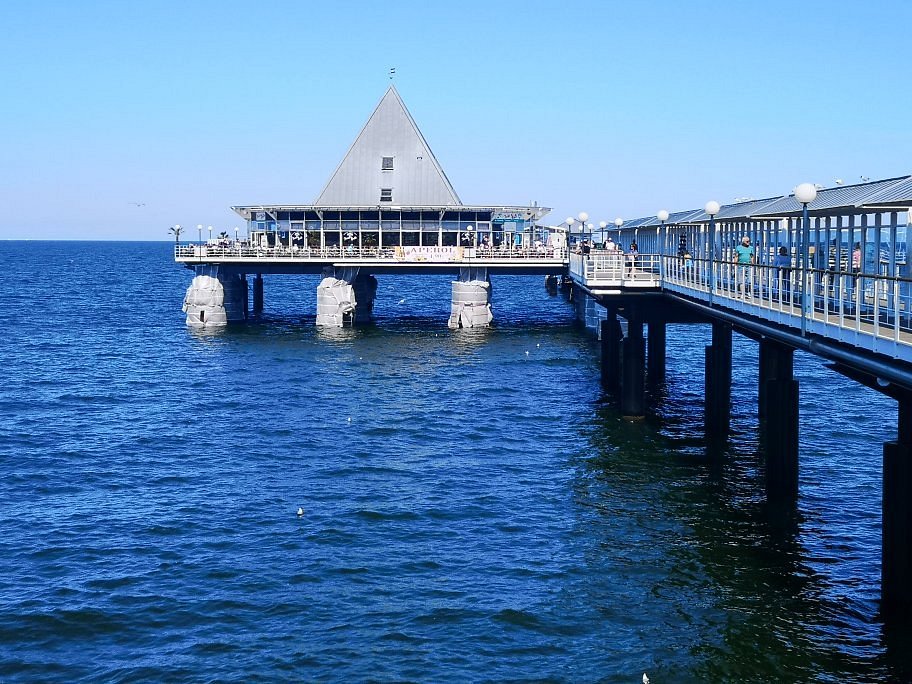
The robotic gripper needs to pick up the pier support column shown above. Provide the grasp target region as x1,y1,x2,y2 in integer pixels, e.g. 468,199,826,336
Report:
704,322,732,436
448,267,492,329
620,311,646,418
241,275,249,320
647,319,667,384
182,265,246,328
316,267,375,327
882,394,912,617
351,273,378,323
760,340,799,500
252,274,264,316
600,306,623,391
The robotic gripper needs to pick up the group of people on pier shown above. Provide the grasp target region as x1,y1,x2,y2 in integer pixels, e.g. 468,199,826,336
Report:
576,238,640,278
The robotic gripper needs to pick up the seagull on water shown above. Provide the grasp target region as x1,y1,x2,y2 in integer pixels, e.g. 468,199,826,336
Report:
398,298,406,304
296,507,304,517
643,674,650,684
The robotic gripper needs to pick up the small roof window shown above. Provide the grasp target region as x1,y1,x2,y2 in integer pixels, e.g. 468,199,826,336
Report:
381,156,394,171
380,188,393,202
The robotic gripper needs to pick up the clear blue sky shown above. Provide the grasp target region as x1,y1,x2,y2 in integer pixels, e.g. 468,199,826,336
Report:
1,0,909,240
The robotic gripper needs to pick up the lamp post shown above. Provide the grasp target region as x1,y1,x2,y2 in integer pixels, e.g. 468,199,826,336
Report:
566,212,589,250
197,224,203,244
461,223,475,247
207,225,213,244
657,210,669,275
599,220,608,245
705,201,720,304
795,182,818,336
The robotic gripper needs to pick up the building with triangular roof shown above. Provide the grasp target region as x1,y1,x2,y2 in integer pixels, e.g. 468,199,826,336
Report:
179,87,564,331
231,86,550,252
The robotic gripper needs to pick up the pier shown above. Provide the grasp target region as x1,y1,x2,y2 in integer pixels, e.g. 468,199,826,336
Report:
566,175,912,617
177,86,564,329
172,85,912,618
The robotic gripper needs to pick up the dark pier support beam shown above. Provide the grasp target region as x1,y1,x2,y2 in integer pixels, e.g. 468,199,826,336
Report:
241,275,249,319
760,340,799,500
600,306,623,392
620,309,646,418
704,322,732,437
253,274,264,315
882,393,912,618
647,319,667,384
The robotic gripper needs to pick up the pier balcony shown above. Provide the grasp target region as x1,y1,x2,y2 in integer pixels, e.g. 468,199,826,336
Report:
568,250,662,294
175,243,568,275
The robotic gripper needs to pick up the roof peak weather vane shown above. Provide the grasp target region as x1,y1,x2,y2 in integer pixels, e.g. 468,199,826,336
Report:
389,67,396,81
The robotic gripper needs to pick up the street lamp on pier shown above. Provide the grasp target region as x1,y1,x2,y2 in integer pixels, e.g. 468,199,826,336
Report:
657,210,669,270
207,225,213,244
795,182,818,335
658,210,669,246
461,224,475,247
705,201,720,302
566,212,589,248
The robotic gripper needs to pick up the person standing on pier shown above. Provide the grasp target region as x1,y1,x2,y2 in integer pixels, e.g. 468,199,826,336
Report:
734,235,755,298
627,241,639,278
774,245,792,302
852,242,862,277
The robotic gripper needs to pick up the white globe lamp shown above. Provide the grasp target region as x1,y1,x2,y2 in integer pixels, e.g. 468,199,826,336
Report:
795,182,818,205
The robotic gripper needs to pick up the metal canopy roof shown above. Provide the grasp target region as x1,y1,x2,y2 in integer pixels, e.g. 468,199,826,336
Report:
231,204,550,221
622,174,912,227
862,176,912,207
758,177,909,216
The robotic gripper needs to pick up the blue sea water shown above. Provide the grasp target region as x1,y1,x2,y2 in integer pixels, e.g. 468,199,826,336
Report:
0,241,910,682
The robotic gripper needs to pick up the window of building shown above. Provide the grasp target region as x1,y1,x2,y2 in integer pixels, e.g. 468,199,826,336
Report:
380,188,393,202
382,156,394,171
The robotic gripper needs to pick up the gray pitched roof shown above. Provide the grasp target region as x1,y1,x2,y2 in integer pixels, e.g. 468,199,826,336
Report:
314,86,462,207
621,175,912,226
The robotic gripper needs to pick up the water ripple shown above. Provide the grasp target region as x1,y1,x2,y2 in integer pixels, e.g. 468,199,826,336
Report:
0,243,904,682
